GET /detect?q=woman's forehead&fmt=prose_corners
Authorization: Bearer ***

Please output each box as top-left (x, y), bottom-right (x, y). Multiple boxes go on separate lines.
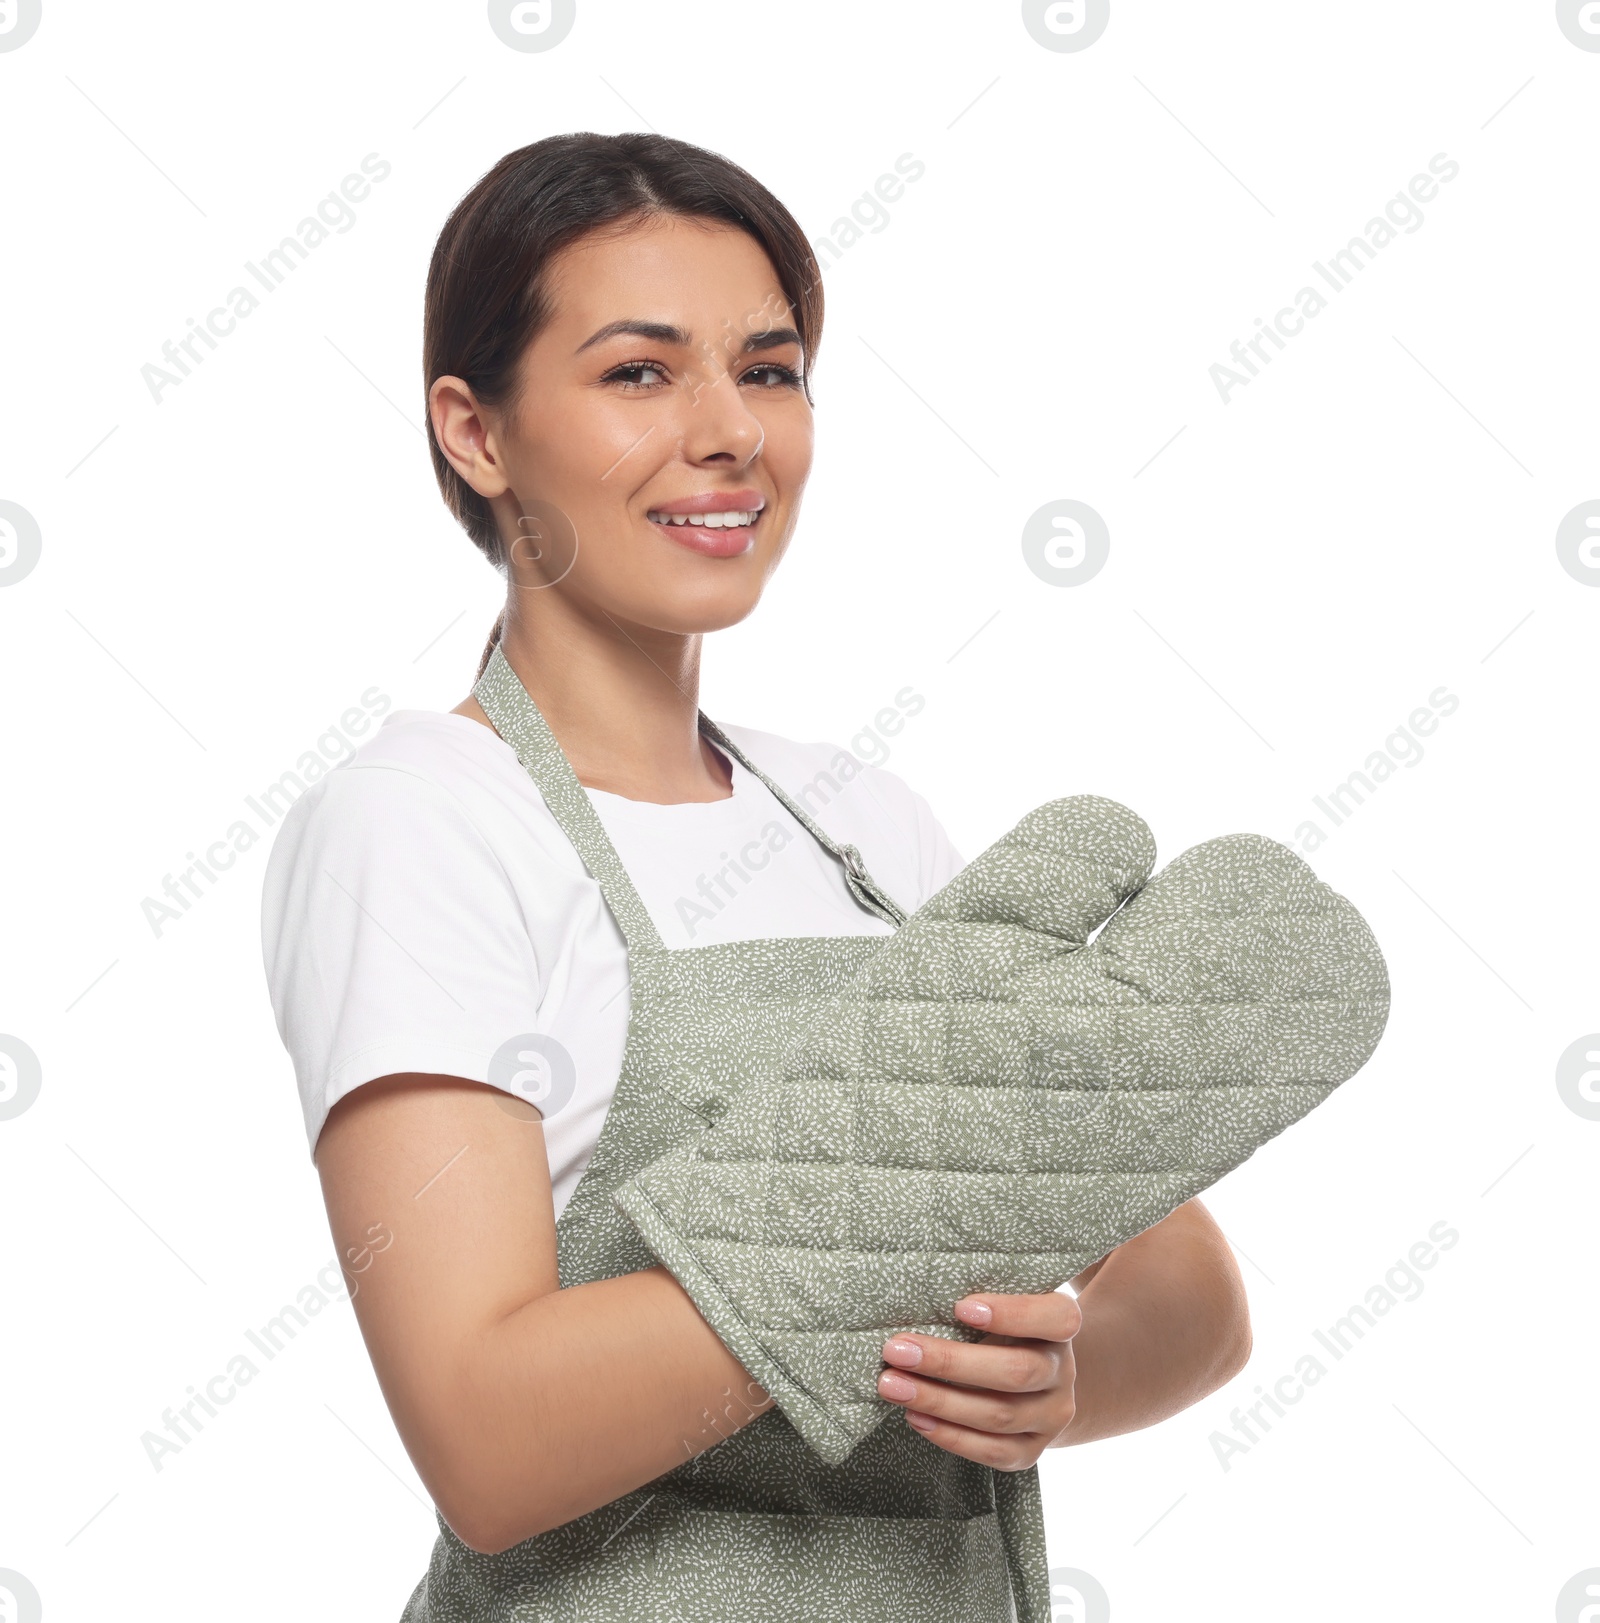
top-left (542, 217), bottom-right (795, 339)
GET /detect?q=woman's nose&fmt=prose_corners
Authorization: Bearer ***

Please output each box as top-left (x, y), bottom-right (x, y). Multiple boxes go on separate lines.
top-left (673, 365), bottom-right (764, 465)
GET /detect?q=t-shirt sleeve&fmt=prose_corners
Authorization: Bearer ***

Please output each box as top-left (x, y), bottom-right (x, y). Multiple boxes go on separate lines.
top-left (906, 775), bottom-right (966, 902)
top-left (838, 755), bottom-right (967, 910)
top-left (260, 763), bottom-right (542, 1156)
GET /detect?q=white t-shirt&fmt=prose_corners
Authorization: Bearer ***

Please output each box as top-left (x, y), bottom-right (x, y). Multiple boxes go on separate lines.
top-left (259, 708), bottom-right (966, 1218)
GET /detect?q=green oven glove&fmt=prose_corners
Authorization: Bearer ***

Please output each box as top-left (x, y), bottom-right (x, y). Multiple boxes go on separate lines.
top-left (611, 795), bottom-right (1390, 1466)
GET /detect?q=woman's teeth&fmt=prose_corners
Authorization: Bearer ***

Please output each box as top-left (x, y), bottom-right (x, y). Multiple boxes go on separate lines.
top-left (647, 510), bottom-right (760, 528)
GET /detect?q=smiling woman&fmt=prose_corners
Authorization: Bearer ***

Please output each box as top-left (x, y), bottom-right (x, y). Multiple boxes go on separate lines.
top-left (258, 131), bottom-right (1250, 1623)
top-left (421, 133), bottom-right (823, 717)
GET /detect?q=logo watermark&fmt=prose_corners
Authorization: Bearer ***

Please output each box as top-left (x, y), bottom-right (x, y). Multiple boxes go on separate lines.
top-left (1023, 0), bottom-right (1110, 53)
top-left (674, 821), bottom-right (794, 940)
top-left (139, 1244), bottom-right (387, 1472)
top-left (810, 154), bottom-right (926, 273)
top-left (679, 1379), bottom-right (772, 1466)
top-left (1556, 500), bottom-right (1600, 585)
top-left (488, 1033), bottom-right (577, 1121)
top-left (0, 1571), bottom-right (42, 1623)
top-left (140, 155), bottom-right (392, 405)
top-left (1209, 1219), bottom-right (1459, 1471)
top-left (1556, 0), bottom-right (1600, 50)
top-left (672, 687), bottom-right (928, 940)
top-left (141, 686), bottom-right (391, 937)
top-left (1048, 1566), bottom-right (1110, 1622)
top-left (1556, 1569), bottom-right (1600, 1620)
top-left (1210, 155), bottom-right (1460, 405)
top-left (511, 500), bottom-right (579, 588)
top-left (488, 0), bottom-right (575, 51)
top-left (1292, 685), bottom-right (1459, 853)
top-left (0, 1035), bottom-right (42, 1122)
top-left (1022, 500), bottom-right (1109, 587)
top-left (0, 0), bottom-right (41, 51)
top-left (0, 500), bottom-right (41, 586)
top-left (832, 687), bottom-right (927, 772)
top-left (1556, 1035), bottom-right (1600, 1121)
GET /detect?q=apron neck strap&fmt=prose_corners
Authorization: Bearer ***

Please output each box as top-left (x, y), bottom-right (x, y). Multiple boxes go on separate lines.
top-left (473, 643), bottom-right (665, 955)
top-left (473, 642), bottom-right (909, 947)
top-left (696, 715), bottom-right (907, 929)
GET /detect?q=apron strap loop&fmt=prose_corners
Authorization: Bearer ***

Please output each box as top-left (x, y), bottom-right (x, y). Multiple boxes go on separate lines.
top-left (696, 716), bottom-right (908, 928)
top-left (473, 642), bottom-right (910, 949)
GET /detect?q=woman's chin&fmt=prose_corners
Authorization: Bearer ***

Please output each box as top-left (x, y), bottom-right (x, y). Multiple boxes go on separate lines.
top-left (616, 582), bottom-right (769, 638)
top-left (578, 553), bottom-right (772, 636)
top-left (660, 595), bottom-right (767, 636)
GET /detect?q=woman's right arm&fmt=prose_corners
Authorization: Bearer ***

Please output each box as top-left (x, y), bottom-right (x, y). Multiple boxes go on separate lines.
top-left (315, 1071), bottom-right (774, 1555)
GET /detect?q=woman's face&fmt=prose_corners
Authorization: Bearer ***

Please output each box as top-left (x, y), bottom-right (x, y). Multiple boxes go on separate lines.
top-left (434, 214), bottom-right (813, 638)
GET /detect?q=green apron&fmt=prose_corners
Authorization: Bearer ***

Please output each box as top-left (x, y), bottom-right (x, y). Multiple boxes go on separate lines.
top-left (400, 643), bottom-right (1051, 1622)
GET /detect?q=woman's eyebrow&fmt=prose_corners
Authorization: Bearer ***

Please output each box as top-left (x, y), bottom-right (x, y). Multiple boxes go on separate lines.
top-left (742, 325), bottom-right (801, 353)
top-left (574, 319), bottom-right (802, 354)
top-left (575, 319), bottom-right (689, 353)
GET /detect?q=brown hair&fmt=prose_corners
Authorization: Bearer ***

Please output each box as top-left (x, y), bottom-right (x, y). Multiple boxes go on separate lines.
top-left (420, 132), bottom-right (825, 681)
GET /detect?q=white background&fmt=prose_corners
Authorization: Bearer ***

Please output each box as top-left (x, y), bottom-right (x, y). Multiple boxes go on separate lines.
top-left (1, 2), bottom-right (1594, 1619)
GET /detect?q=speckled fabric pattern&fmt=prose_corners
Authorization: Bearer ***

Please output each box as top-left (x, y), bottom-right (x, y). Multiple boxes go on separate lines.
top-left (401, 645), bottom-right (1047, 1622)
top-left (612, 795), bottom-right (1391, 1466)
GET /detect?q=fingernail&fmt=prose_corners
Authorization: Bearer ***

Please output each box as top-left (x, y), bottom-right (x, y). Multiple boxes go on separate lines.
top-left (905, 1410), bottom-right (936, 1432)
top-left (883, 1338), bottom-right (923, 1367)
top-left (878, 1371), bottom-right (917, 1402)
top-left (956, 1299), bottom-right (992, 1327)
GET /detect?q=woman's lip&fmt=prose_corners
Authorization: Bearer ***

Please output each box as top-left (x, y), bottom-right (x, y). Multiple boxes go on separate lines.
top-left (646, 489), bottom-right (765, 516)
top-left (645, 511), bottom-right (758, 558)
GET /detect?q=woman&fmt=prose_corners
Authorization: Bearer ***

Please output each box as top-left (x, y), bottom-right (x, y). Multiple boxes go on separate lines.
top-left (261, 132), bottom-right (1251, 1622)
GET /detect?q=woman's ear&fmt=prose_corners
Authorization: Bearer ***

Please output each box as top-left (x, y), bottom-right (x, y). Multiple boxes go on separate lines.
top-left (430, 376), bottom-right (512, 500)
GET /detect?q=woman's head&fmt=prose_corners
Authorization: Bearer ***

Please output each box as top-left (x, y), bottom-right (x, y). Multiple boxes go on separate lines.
top-left (422, 134), bottom-right (824, 674)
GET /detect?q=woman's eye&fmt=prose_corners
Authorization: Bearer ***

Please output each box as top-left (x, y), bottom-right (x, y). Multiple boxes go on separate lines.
top-left (743, 363), bottom-right (802, 388)
top-left (603, 359), bottom-right (800, 391)
top-left (607, 362), bottom-right (670, 389)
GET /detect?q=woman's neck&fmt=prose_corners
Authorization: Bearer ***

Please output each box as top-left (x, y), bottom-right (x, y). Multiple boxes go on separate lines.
top-left (451, 601), bottom-right (733, 804)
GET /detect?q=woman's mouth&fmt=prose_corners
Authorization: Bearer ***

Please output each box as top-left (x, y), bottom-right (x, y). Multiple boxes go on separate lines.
top-left (645, 501), bottom-right (764, 558)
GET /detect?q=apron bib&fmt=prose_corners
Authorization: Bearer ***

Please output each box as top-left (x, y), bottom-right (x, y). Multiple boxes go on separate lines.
top-left (400, 644), bottom-right (1051, 1622)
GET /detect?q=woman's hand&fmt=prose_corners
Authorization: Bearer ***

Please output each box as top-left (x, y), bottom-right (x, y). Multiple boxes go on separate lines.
top-left (875, 1290), bottom-right (1082, 1470)
top-left (875, 1206), bottom-right (1254, 1464)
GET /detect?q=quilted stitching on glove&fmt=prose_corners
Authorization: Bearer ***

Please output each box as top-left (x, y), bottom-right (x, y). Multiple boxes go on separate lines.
top-left (612, 795), bottom-right (1391, 1466)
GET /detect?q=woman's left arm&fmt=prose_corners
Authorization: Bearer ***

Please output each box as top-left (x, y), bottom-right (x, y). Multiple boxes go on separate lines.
top-left (875, 1198), bottom-right (1252, 1468)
